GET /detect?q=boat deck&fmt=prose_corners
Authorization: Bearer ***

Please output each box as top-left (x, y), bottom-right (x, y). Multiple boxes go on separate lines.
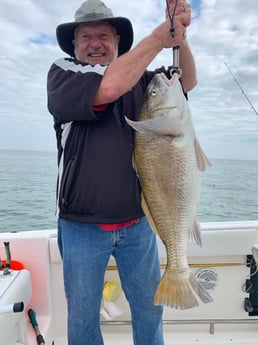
top-left (1, 220), bottom-right (258, 345)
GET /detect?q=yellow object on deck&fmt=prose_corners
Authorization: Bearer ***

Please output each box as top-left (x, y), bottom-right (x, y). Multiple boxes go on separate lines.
top-left (103, 281), bottom-right (122, 302)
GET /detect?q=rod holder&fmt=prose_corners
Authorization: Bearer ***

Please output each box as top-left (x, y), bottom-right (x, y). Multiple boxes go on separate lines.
top-left (0, 302), bottom-right (24, 314)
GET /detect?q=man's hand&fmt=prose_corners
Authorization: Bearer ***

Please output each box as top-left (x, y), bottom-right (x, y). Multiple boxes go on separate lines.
top-left (166, 0), bottom-right (191, 27)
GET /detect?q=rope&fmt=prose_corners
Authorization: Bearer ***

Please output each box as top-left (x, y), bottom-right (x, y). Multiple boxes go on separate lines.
top-left (166, 0), bottom-right (179, 37)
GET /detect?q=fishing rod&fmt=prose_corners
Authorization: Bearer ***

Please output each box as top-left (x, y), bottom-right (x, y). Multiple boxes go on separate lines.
top-left (224, 62), bottom-right (258, 117)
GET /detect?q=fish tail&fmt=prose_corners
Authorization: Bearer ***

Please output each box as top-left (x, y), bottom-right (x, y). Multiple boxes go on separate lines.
top-left (154, 269), bottom-right (213, 309)
top-left (154, 269), bottom-right (199, 309)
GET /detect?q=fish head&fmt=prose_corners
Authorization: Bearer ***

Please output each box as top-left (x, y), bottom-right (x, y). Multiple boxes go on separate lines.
top-left (144, 73), bottom-right (182, 116)
top-left (126, 72), bottom-right (192, 137)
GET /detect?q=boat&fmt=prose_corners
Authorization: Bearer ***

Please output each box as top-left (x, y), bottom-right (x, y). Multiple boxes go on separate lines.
top-left (1, 220), bottom-right (258, 345)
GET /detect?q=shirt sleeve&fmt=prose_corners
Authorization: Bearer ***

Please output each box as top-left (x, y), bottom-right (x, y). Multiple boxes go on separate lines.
top-left (47, 58), bottom-right (108, 122)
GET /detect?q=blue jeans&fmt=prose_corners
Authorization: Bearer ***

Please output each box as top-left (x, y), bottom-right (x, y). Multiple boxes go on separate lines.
top-left (58, 217), bottom-right (164, 345)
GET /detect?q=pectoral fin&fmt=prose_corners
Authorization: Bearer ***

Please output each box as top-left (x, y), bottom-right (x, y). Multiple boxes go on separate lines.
top-left (125, 114), bottom-right (182, 136)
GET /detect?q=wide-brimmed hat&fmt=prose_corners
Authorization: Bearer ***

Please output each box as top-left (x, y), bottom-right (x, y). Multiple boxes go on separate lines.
top-left (56, 0), bottom-right (134, 57)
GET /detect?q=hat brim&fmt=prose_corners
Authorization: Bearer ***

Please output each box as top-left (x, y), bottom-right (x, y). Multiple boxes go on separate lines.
top-left (56, 17), bottom-right (133, 57)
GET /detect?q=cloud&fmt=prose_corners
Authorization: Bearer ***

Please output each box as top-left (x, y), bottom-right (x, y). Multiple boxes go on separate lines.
top-left (0, 0), bottom-right (258, 159)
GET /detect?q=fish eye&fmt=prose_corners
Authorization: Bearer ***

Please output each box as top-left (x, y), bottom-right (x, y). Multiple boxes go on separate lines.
top-left (151, 88), bottom-right (157, 96)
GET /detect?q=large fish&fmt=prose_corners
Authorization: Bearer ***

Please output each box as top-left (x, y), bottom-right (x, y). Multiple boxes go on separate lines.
top-left (125, 72), bottom-right (213, 309)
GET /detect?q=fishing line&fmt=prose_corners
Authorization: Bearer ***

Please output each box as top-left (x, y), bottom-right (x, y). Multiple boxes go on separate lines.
top-left (224, 62), bottom-right (258, 117)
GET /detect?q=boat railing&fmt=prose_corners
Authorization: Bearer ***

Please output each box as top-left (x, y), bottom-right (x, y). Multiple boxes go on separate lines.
top-left (101, 318), bottom-right (258, 335)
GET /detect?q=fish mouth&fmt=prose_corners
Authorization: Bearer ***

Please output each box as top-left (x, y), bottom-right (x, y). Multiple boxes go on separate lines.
top-left (160, 72), bottom-right (177, 86)
top-left (152, 106), bottom-right (177, 114)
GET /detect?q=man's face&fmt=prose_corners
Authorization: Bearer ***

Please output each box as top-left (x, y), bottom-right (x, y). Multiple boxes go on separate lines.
top-left (73, 21), bottom-right (120, 65)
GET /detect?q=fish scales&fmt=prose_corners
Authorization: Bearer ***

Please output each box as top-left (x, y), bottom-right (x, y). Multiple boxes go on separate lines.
top-left (125, 72), bottom-right (213, 309)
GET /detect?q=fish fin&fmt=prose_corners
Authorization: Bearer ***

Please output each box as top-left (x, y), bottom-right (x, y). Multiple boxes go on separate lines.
top-left (125, 114), bottom-right (182, 136)
top-left (154, 269), bottom-right (213, 309)
top-left (194, 138), bottom-right (212, 171)
top-left (154, 269), bottom-right (199, 309)
top-left (141, 194), bottom-right (160, 236)
top-left (131, 152), bottom-right (137, 173)
top-left (188, 218), bottom-right (202, 247)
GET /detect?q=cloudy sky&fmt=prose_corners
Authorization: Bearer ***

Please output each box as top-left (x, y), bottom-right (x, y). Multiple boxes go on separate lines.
top-left (1, 0), bottom-right (258, 160)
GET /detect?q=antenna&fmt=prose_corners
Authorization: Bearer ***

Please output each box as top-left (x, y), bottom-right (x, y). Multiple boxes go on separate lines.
top-left (224, 62), bottom-right (258, 117)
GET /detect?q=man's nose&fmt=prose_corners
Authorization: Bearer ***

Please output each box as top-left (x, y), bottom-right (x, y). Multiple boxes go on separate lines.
top-left (89, 37), bottom-right (102, 48)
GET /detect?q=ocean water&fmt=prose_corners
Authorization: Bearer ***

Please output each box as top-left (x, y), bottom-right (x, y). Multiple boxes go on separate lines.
top-left (0, 149), bottom-right (257, 233)
top-left (0, 150), bottom-right (57, 232)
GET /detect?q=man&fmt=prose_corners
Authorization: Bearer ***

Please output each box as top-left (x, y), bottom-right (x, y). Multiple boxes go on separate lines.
top-left (47, 0), bottom-right (196, 344)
